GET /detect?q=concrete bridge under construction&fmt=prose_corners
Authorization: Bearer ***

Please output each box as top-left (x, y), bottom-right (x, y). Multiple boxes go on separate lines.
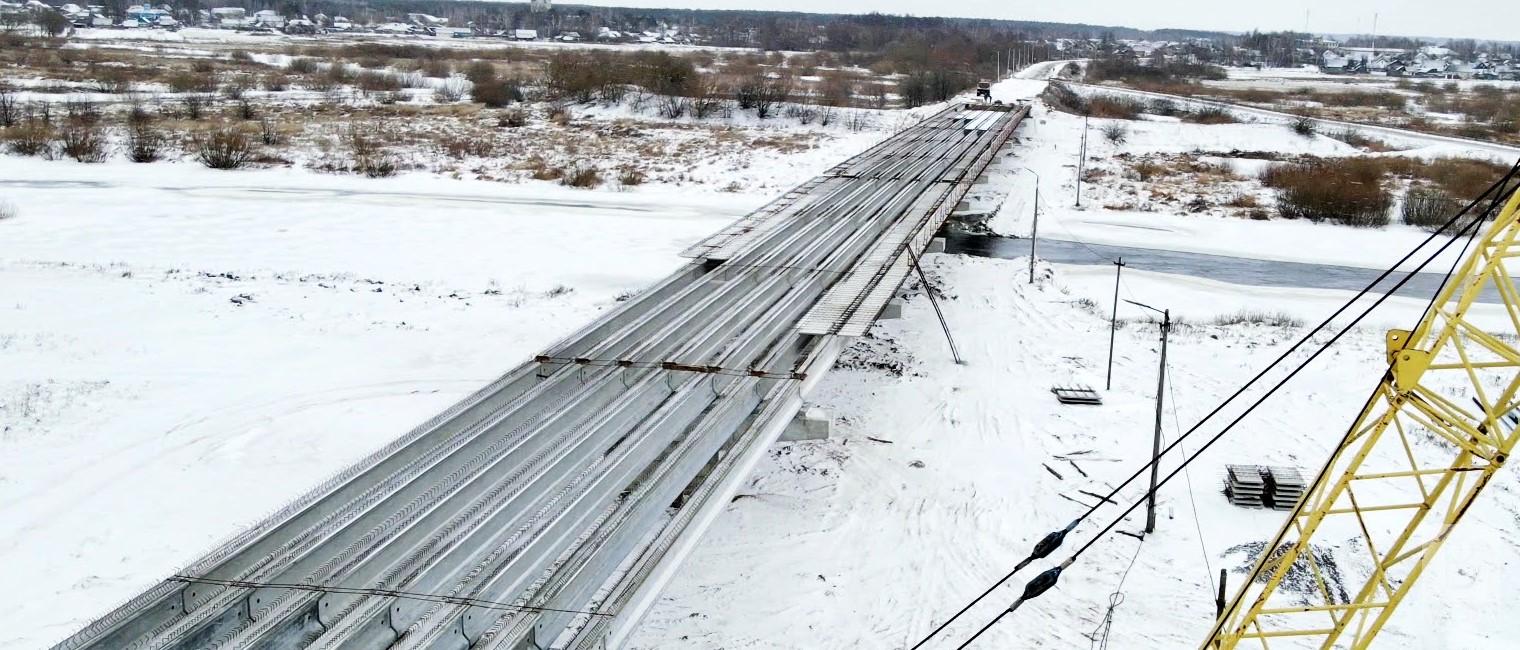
top-left (53, 102), bottom-right (1029, 650)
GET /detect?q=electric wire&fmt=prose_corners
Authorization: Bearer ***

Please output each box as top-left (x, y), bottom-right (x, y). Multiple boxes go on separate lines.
top-left (1166, 362), bottom-right (1216, 594)
top-left (1087, 537), bottom-right (1144, 650)
top-left (910, 161), bottom-right (1520, 650)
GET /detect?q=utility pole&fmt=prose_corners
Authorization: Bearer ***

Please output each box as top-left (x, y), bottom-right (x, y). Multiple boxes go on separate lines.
top-left (1121, 299), bottom-right (1169, 534)
top-left (1371, 12), bottom-right (1379, 59)
top-left (1105, 258), bottom-right (1124, 390)
top-left (1149, 307), bottom-right (1169, 534)
top-left (1076, 116), bottom-right (1088, 207)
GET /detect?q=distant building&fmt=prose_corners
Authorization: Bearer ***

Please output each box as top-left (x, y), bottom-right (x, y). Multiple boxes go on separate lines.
top-left (251, 9), bottom-right (284, 28)
top-left (512, 28), bottom-right (537, 40)
top-left (406, 13), bottom-right (446, 26)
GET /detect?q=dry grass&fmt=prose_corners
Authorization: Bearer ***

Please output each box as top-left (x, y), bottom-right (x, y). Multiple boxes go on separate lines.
top-left (5, 122), bottom-right (53, 157)
top-left (1183, 106), bottom-right (1237, 124)
top-left (559, 165), bottom-right (602, 188)
top-left (1261, 158), bottom-right (1391, 226)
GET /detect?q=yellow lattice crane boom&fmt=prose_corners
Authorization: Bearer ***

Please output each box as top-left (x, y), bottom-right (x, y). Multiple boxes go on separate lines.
top-left (1204, 186), bottom-right (1520, 649)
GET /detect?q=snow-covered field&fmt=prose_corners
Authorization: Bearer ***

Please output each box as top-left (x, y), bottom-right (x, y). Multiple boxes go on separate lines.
top-left (0, 158), bottom-right (770, 649)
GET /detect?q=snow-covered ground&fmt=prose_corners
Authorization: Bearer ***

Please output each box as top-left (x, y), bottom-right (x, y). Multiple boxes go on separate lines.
top-left (0, 158), bottom-right (772, 649)
top-left (8, 62), bottom-right (1520, 650)
top-left (627, 75), bottom-right (1520, 649)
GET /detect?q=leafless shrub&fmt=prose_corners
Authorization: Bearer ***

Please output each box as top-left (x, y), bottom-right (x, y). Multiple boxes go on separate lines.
top-left (258, 118), bottom-right (282, 145)
top-left (421, 59), bottom-right (452, 78)
top-left (168, 69), bottom-right (218, 94)
top-left (222, 74), bottom-right (254, 100)
top-left (182, 93), bottom-right (211, 119)
top-left (658, 94), bottom-right (689, 119)
top-left (58, 126), bottom-right (109, 162)
top-left (195, 127), bottom-right (255, 169)
top-left (126, 123), bottom-right (165, 162)
top-left (737, 68), bottom-right (791, 119)
top-left (560, 165), bottom-right (602, 188)
top-left (845, 110), bottom-right (873, 132)
top-left (689, 82), bottom-right (727, 119)
top-left (89, 66), bottom-right (133, 94)
top-left (26, 101), bottom-right (52, 127)
top-left (1332, 128), bottom-right (1388, 151)
top-left (191, 59), bottom-right (216, 74)
top-left (617, 167), bottom-right (645, 186)
top-left (63, 99), bottom-right (101, 127)
top-left (463, 60), bottom-right (497, 85)
top-left (1087, 95), bottom-right (1145, 119)
top-left (0, 89), bottom-right (16, 128)
top-left (397, 72), bottom-right (429, 89)
top-left (287, 57), bottom-right (319, 74)
top-left (261, 72), bottom-right (290, 92)
top-left (345, 127), bottom-right (398, 178)
top-left (1100, 122), bottom-right (1129, 144)
top-left (1263, 160), bottom-right (1390, 227)
top-left (324, 60), bottom-right (355, 85)
top-left (433, 78), bottom-right (468, 103)
top-left (1290, 115), bottom-right (1316, 137)
top-left (784, 102), bottom-right (817, 124)
top-left (229, 49), bottom-right (254, 63)
top-left (6, 121), bottom-right (53, 157)
top-left (474, 78), bottom-right (524, 107)
top-left (0, 201), bottom-right (15, 221)
top-left (819, 105), bottom-right (837, 127)
top-left (125, 99), bottom-right (154, 127)
top-left (529, 161), bottom-right (563, 181)
top-left (232, 98), bottom-right (257, 120)
top-left (1184, 105), bottom-right (1237, 124)
top-left (356, 70), bottom-right (403, 94)
top-left (439, 136), bottom-right (496, 159)
top-left (1402, 186), bottom-right (1464, 232)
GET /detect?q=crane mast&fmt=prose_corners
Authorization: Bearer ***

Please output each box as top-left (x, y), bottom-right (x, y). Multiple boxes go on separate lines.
top-left (1205, 185), bottom-right (1520, 649)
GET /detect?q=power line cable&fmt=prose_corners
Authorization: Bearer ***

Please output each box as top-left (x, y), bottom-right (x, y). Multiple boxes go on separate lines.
top-left (1165, 361), bottom-right (1215, 594)
top-left (946, 163), bottom-right (1517, 649)
top-left (909, 160), bottom-right (1520, 650)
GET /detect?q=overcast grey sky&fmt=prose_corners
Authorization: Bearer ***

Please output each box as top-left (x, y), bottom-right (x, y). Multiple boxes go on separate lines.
top-left (567, 1), bottom-right (1515, 43)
